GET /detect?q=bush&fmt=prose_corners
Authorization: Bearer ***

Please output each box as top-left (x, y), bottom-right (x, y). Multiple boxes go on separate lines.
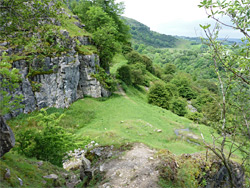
top-left (92, 66), bottom-right (116, 92)
top-left (178, 86), bottom-right (197, 100)
top-left (148, 82), bottom-right (172, 109)
top-left (165, 83), bottom-right (179, 97)
top-left (171, 73), bottom-right (196, 100)
top-left (164, 64), bottom-right (176, 75)
top-left (162, 74), bottom-right (174, 82)
top-left (169, 98), bottom-right (187, 116)
top-left (122, 44), bottom-right (133, 54)
top-left (202, 101), bottom-right (221, 122)
top-left (130, 63), bottom-right (146, 85)
top-left (126, 51), bottom-right (143, 64)
top-left (141, 55), bottom-right (154, 73)
top-left (153, 64), bottom-right (164, 79)
top-left (117, 65), bottom-right (132, 85)
top-left (16, 109), bottom-right (75, 166)
top-left (192, 89), bottom-right (217, 112)
top-left (185, 112), bottom-right (204, 124)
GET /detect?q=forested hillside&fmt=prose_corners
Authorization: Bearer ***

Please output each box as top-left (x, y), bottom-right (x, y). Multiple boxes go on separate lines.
top-left (123, 17), bottom-right (178, 48)
top-left (0, 0), bottom-right (249, 187)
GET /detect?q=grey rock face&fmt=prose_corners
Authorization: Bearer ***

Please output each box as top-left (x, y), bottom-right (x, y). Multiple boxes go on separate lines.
top-left (74, 21), bottom-right (85, 29)
top-left (205, 162), bottom-right (245, 188)
top-left (11, 53), bottom-right (108, 116)
top-left (80, 156), bottom-right (92, 181)
top-left (187, 101), bottom-right (197, 112)
top-left (0, 116), bottom-right (15, 157)
top-left (77, 36), bottom-right (91, 46)
top-left (4, 26), bottom-right (110, 119)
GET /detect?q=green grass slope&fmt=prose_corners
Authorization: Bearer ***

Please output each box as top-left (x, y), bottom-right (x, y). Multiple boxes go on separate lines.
top-left (69, 86), bottom-right (213, 155)
top-left (4, 53), bottom-right (244, 187)
top-left (7, 54), bottom-right (215, 156)
top-left (0, 153), bottom-right (70, 188)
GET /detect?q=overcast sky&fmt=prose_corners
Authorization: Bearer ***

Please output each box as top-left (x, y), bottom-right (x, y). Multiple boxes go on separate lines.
top-left (116, 0), bottom-right (243, 38)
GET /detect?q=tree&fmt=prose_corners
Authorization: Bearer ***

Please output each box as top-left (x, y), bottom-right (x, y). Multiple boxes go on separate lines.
top-left (141, 55), bottom-right (154, 73)
top-left (117, 65), bottom-right (132, 85)
top-left (71, 1), bottom-right (130, 70)
top-left (164, 64), bottom-right (176, 75)
top-left (130, 63), bottom-right (146, 85)
top-left (83, 6), bottom-right (121, 70)
top-left (126, 51), bottom-right (143, 64)
top-left (171, 73), bottom-right (196, 100)
top-left (199, 0), bottom-right (250, 187)
top-left (0, 0), bottom-right (63, 39)
top-left (169, 97), bottom-right (187, 116)
top-left (148, 82), bottom-right (172, 109)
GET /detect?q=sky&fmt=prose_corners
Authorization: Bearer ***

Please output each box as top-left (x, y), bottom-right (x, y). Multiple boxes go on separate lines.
top-left (116, 0), bottom-right (243, 38)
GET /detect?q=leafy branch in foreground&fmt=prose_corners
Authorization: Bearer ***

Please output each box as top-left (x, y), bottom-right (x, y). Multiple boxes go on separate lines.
top-left (199, 0), bottom-right (250, 187)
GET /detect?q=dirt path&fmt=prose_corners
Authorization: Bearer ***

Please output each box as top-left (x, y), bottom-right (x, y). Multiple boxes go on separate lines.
top-left (115, 84), bottom-right (136, 104)
top-left (98, 143), bottom-right (160, 188)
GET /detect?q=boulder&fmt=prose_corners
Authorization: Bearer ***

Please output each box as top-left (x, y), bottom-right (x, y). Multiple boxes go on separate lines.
top-left (43, 174), bottom-right (58, 180)
top-left (205, 162), bottom-right (245, 188)
top-left (72, 15), bottom-right (80, 21)
top-left (74, 21), bottom-right (85, 29)
top-left (80, 156), bottom-right (92, 181)
top-left (4, 168), bottom-right (11, 179)
top-left (0, 116), bottom-right (15, 157)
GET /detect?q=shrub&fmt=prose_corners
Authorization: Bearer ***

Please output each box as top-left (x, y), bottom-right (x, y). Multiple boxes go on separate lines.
top-left (161, 74), bottom-right (174, 82)
top-left (141, 55), bottom-right (154, 73)
top-left (165, 83), bottom-right (179, 97)
top-left (192, 89), bottom-right (217, 112)
top-left (117, 65), bottom-right (132, 85)
top-left (92, 66), bottom-right (116, 92)
top-left (16, 109), bottom-right (76, 166)
top-left (169, 98), bottom-right (187, 116)
top-left (153, 64), bottom-right (164, 79)
top-left (185, 112), bottom-right (204, 123)
top-left (202, 101), bottom-right (221, 122)
top-left (178, 86), bottom-right (197, 100)
top-left (126, 51), bottom-right (143, 64)
top-left (148, 82), bottom-right (172, 109)
top-left (130, 63), bottom-right (146, 85)
top-left (122, 44), bottom-right (133, 54)
top-left (164, 64), bottom-right (176, 75)
top-left (171, 73), bottom-right (196, 100)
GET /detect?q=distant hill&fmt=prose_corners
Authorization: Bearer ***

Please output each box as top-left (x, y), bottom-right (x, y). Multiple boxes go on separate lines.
top-left (177, 36), bottom-right (243, 45)
top-left (123, 17), bottom-right (178, 48)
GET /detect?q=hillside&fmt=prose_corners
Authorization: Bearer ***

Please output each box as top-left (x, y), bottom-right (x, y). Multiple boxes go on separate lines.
top-left (123, 17), bottom-right (178, 48)
top-left (1, 0), bottom-right (249, 187)
top-left (4, 52), bottom-right (245, 187)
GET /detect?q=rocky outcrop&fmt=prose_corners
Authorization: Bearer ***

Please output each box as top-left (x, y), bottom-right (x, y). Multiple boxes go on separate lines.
top-left (205, 161), bottom-right (245, 188)
top-left (4, 33), bottom-right (110, 119)
top-left (0, 116), bottom-right (15, 157)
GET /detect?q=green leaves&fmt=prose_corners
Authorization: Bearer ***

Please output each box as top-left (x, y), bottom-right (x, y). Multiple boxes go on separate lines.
top-left (16, 110), bottom-right (76, 166)
top-left (0, 52), bottom-right (24, 115)
top-left (71, 0), bottom-right (130, 69)
top-left (0, 0), bottom-right (63, 38)
top-left (199, 24), bottom-right (211, 30)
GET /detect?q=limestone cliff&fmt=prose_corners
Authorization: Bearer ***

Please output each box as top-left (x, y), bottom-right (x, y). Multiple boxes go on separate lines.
top-left (5, 34), bottom-right (109, 118)
top-left (2, 27), bottom-right (110, 119)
